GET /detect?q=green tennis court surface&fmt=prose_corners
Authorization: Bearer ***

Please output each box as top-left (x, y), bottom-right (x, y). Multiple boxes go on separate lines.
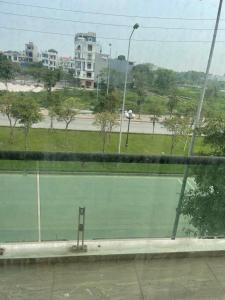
top-left (0, 173), bottom-right (195, 243)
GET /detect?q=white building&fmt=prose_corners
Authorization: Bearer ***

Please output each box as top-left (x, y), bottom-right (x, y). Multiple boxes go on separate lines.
top-left (41, 49), bottom-right (58, 70)
top-left (25, 42), bottom-right (39, 63)
top-left (74, 32), bottom-right (98, 89)
top-left (3, 50), bottom-right (26, 63)
top-left (59, 56), bottom-right (75, 73)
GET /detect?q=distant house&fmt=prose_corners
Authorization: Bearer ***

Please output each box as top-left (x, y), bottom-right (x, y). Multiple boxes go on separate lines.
top-left (25, 42), bottom-right (39, 63)
top-left (59, 57), bottom-right (75, 73)
top-left (94, 54), bottom-right (134, 83)
top-left (3, 50), bottom-right (26, 63)
top-left (74, 32), bottom-right (100, 89)
top-left (41, 49), bottom-right (58, 70)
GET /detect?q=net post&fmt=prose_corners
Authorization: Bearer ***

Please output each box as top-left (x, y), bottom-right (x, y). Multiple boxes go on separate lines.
top-left (72, 207), bottom-right (87, 252)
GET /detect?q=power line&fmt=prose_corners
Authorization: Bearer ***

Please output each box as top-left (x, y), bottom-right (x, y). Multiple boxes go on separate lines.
top-left (0, 10), bottom-right (221, 31)
top-left (1, 25), bottom-right (225, 43)
top-left (0, 0), bottom-right (221, 21)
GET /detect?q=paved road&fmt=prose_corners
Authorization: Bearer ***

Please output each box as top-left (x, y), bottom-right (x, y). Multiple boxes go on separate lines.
top-left (0, 113), bottom-right (170, 134)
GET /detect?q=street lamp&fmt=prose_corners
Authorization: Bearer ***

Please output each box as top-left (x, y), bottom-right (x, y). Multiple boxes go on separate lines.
top-left (125, 110), bottom-right (135, 148)
top-left (106, 43), bottom-right (112, 95)
top-left (118, 23), bottom-right (139, 153)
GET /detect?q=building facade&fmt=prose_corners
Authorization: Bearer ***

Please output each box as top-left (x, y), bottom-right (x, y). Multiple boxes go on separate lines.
top-left (74, 32), bottom-right (97, 89)
top-left (94, 52), bottom-right (109, 81)
top-left (59, 56), bottom-right (75, 73)
top-left (3, 50), bottom-right (26, 63)
top-left (109, 55), bottom-right (134, 74)
top-left (41, 49), bottom-right (58, 70)
top-left (25, 42), bottom-right (39, 63)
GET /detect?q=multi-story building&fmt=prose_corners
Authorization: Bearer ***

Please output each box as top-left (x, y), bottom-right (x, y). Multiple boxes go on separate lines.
top-left (3, 50), bottom-right (26, 63)
top-left (74, 32), bottom-right (97, 89)
top-left (109, 55), bottom-right (134, 73)
top-left (25, 42), bottom-right (39, 63)
top-left (41, 49), bottom-right (58, 70)
top-left (59, 56), bottom-right (75, 73)
top-left (94, 52), bottom-right (109, 80)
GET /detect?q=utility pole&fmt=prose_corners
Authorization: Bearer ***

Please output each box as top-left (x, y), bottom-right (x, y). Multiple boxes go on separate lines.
top-left (96, 74), bottom-right (100, 102)
top-left (106, 43), bottom-right (112, 96)
top-left (171, 0), bottom-right (223, 240)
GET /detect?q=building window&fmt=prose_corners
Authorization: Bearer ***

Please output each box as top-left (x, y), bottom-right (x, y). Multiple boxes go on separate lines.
top-left (88, 44), bottom-right (92, 52)
top-left (77, 71), bottom-right (80, 76)
top-left (75, 61), bottom-right (81, 69)
top-left (82, 62), bottom-right (85, 70)
top-left (87, 63), bottom-right (92, 69)
top-left (87, 72), bottom-right (92, 78)
top-left (88, 54), bottom-right (92, 60)
top-left (77, 45), bottom-right (81, 50)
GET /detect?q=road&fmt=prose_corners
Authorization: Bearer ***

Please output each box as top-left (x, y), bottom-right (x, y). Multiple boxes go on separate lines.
top-left (0, 113), bottom-right (170, 134)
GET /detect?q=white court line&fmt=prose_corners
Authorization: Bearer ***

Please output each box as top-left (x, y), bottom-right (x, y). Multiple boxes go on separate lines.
top-left (36, 169), bottom-right (41, 242)
top-left (178, 178), bottom-right (195, 190)
top-left (178, 179), bottom-right (182, 185)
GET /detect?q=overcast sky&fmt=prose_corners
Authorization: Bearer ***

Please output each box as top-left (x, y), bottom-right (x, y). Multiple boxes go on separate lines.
top-left (1, 0), bottom-right (225, 75)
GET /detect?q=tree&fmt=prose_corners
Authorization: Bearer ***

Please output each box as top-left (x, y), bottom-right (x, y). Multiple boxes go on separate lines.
top-left (42, 68), bottom-right (61, 94)
top-left (94, 112), bottom-right (118, 152)
top-left (94, 89), bottom-right (121, 113)
top-left (47, 93), bottom-right (62, 129)
top-left (176, 70), bottom-right (205, 86)
top-left (0, 94), bottom-right (20, 142)
top-left (181, 115), bottom-right (225, 237)
top-left (205, 82), bottom-right (219, 101)
top-left (148, 99), bottom-right (164, 134)
top-left (201, 114), bottom-right (225, 154)
top-left (182, 164), bottom-right (225, 237)
top-left (154, 68), bottom-right (176, 94)
top-left (0, 53), bottom-right (18, 89)
top-left (164, 116), bottom-right (190, 154)
top-left (56, 97), bottom-right (79, 130)
top-left (132, 64), bottom-right (154, 90)
top-left (167, 91), bottom-right (179, 117)
top-left (14, 98), bottom-right (42, 149)
top-left (41, 69), bottom-right (61, 128)
top-left (177, 99), bottom-right (196, 126)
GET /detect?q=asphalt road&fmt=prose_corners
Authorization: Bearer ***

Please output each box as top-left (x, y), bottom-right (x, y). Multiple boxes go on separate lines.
top-left (0, 113), bottom-right (170, 134)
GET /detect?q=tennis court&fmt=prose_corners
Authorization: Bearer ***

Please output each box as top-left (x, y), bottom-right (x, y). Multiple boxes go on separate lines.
top-left (0, 172), bottom-right (195, 243)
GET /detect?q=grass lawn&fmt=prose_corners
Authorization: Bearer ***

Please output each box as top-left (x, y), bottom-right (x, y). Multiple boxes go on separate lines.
top-left (0, 126), bottom-right (210, 174)
top-left (0, 126), bottom-right (209, 155)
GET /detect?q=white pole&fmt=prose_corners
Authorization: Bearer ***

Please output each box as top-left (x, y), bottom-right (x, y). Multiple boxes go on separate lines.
top-left (106, 43), bottom-right (112, 96)
top-left (118, 24), bottom-right (139, 153)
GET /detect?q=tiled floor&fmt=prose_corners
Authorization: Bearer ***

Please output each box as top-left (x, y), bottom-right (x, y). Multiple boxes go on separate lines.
top-left (1, 257), bottom-right (225, 299)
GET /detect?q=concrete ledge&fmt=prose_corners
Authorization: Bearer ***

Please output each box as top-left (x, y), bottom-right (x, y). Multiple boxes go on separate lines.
top-left (1, 238), bottom-right (225, 265)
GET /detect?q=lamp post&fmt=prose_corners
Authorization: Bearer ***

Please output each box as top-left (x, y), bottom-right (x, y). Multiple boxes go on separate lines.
top-left (118, 23), bottom-right (139, 153)
top-left (106, 43), bottom-right (112, 95)
top-left (125, 110), bottom-right (135, 148)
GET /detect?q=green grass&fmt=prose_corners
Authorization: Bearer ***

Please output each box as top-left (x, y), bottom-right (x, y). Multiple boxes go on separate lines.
top-left (0, 126), bottom-right (209, 155)
top-left (0, 126), bottom-right (210, 174)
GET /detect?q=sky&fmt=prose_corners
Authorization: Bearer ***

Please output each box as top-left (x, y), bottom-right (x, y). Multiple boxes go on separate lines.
top-left (0, 0), bottom-right (225, 75)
